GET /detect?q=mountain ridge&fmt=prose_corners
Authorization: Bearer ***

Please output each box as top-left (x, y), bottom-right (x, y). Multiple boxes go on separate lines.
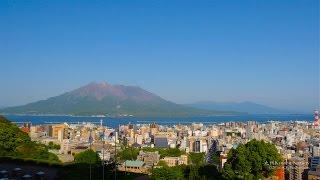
top-left (186, 101), bottom-right (287, 114)
top-left (0, 82), bottom-right (242, 117)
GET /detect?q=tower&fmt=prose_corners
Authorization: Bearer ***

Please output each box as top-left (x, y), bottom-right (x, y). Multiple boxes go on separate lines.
top-left (194, 139), bottom-right (201, 152)
top-left (314, 110), bottom-right (319, 127)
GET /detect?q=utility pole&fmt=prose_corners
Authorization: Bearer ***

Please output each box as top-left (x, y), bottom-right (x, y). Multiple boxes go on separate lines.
top-left (114, 131), bottom-right (117, 180)
top-left (89, 129), bottom-right (93, 180)
top-left (115, 105), bottom-right (120, 180)
top-left (101, 122), bottom-right (105, 180)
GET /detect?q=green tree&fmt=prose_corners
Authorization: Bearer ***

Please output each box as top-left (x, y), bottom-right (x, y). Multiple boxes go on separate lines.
top-left (151, 166), bottom-right (184, 180)
top-left (0, 116), bottom-right (30, 155)
top-left (0, 116), bottom-right (60, 163)
top-left (157, 160), bottom-right (168, 167)
top-left (142, 147), bottom-right (185, 158)
top-left (74, 149), bottom-right (101, 165)
top-left (189, 165), bottom-right (199, 180)
top-left (118, 147), bottom-right (139, 160)
top-left (222, 139), bottom-right (282, 179)
top-left (188, 152), bottom-right (205, 166)
top-left (48, 142), bottom-right (60, 150)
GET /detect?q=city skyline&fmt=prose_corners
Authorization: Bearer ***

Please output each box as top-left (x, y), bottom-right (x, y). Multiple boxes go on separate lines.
top-left (1, 0), bottom-right (319, 112)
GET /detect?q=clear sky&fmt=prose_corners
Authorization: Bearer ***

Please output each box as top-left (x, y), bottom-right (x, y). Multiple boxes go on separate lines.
top-left (0, 0), bottom-right (319, 112)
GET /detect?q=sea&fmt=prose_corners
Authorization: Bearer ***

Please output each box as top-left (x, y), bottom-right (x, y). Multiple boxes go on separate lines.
top-left (3, 114), bottom-right (314, 128)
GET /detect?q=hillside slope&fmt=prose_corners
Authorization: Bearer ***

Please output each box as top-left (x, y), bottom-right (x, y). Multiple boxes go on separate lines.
top-left (1, 82), bottom-right (240, 117)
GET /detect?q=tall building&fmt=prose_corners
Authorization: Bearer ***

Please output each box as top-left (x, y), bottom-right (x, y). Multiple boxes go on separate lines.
top-left (154, 136), bottom-right (168, 148)
top-left (288, 158), bottom-right (309, 180)
top-left (135, 134), bottom-right (143, 145)
top-left (312, 146), bottom-right (320, 157)
top-left (51, 124), bottom-right (67, 139)
top-left (194, 140), bottom-right (201, 152)
top-left (58, 129), bottom-right (64, 142)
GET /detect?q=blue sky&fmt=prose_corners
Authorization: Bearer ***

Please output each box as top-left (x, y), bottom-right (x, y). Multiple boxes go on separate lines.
top-left (0, 0), bottom-right (319, 112)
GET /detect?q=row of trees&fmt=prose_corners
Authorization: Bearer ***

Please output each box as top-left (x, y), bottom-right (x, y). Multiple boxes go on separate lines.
top-left (150, 164), bottom-right (222, 180)
top-left (117, 146), bottom-right (186, 160)
top-left (141, 147), bottom-right (185, 158)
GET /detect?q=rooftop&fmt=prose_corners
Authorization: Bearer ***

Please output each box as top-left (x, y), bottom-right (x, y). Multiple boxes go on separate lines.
top-left (124, 160), bottom-right (145, 167)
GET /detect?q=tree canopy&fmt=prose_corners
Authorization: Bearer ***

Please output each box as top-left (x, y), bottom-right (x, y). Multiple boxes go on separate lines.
top-left (74, 149), bottom-right (101, 165)
top-left (188, 152), bottom-right (205, 166)
top-left (118, 147), bottom-right (140, 160)
top-left (48, 141), bottom-right (61, 150)
top-left (223, 139), bottom-right (282, 179)
top-left (0, 116), bottom-right (60, 163)
top-left (0, 116), bottom-right (30, 154)
top-left (150, 166), bottom-right (184, 180)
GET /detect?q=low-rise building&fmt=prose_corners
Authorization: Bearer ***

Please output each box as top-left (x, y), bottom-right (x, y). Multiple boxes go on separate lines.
top-left (118, 160), bottom-right (148, 174)
top-left (161, 155), bottom-right (188, 167)
top-left (137, 151), bottom-right (160, 167)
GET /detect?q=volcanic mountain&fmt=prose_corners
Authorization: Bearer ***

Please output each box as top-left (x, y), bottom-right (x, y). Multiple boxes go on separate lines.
top-left (0, 82), bottom-right (239, 117)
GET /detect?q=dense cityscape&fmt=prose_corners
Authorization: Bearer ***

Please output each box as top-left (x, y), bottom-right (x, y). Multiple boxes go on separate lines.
top-left (1, 0), bottom-right (318, 179)
top-left (0, 110), bottom-right (318, 179)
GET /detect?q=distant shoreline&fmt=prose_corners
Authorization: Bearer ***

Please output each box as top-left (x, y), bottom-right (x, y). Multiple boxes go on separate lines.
top-left (2, 113), bottom-right (314, 128)
top-left (0, 112), bottom-right (310, 117)
top-left (0, 113), bottom-right (246, 118)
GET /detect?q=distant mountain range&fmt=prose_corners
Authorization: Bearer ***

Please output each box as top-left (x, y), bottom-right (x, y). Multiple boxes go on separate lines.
top-left (0, 82), bottom-right (241, 117)
top-left (186, 101), bottom-right (287, 114)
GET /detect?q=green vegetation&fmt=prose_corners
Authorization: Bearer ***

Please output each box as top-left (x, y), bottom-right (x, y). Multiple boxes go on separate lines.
top-left (118, 147), bottom-right (140, 160)
top-left (157, 160), bottom-right (168, 167)
top-left (222, 139), bottom-right (282, 179)
top-left (142, 147), bottom-right (185, 158)
top-left (74, 149), bottom-right (101, 165)
top-left (48, 141), bottom-right (61, 150)
top-left (0, 115), bottom-right (282, 180)
top-left (150, 166), bottom-right (185, 180)
top-left (211, 151), bottom-right (221, 165)
top-left (226, 132), bottom-right (241, 137)
top-left (150, 165), bottom-right (222, 180)
top-left (60, 163), bottom-right (145, 180)
top-left (187, 153), bottom-right (205, 180)
top-left (0, 116), bottom-right (60, 163)
top-left (188, 165), bottom-right (200, 180)
top-left (0, 116), bottom-right (30, 155)
top-left (151, 140), bottom-right (282, 180)
top-left (188, 152), bottom-right (205, 166)
top-left (118, 147), bottom-right (185, 161)
top-left (150, 151), bottom-right (222, 180)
